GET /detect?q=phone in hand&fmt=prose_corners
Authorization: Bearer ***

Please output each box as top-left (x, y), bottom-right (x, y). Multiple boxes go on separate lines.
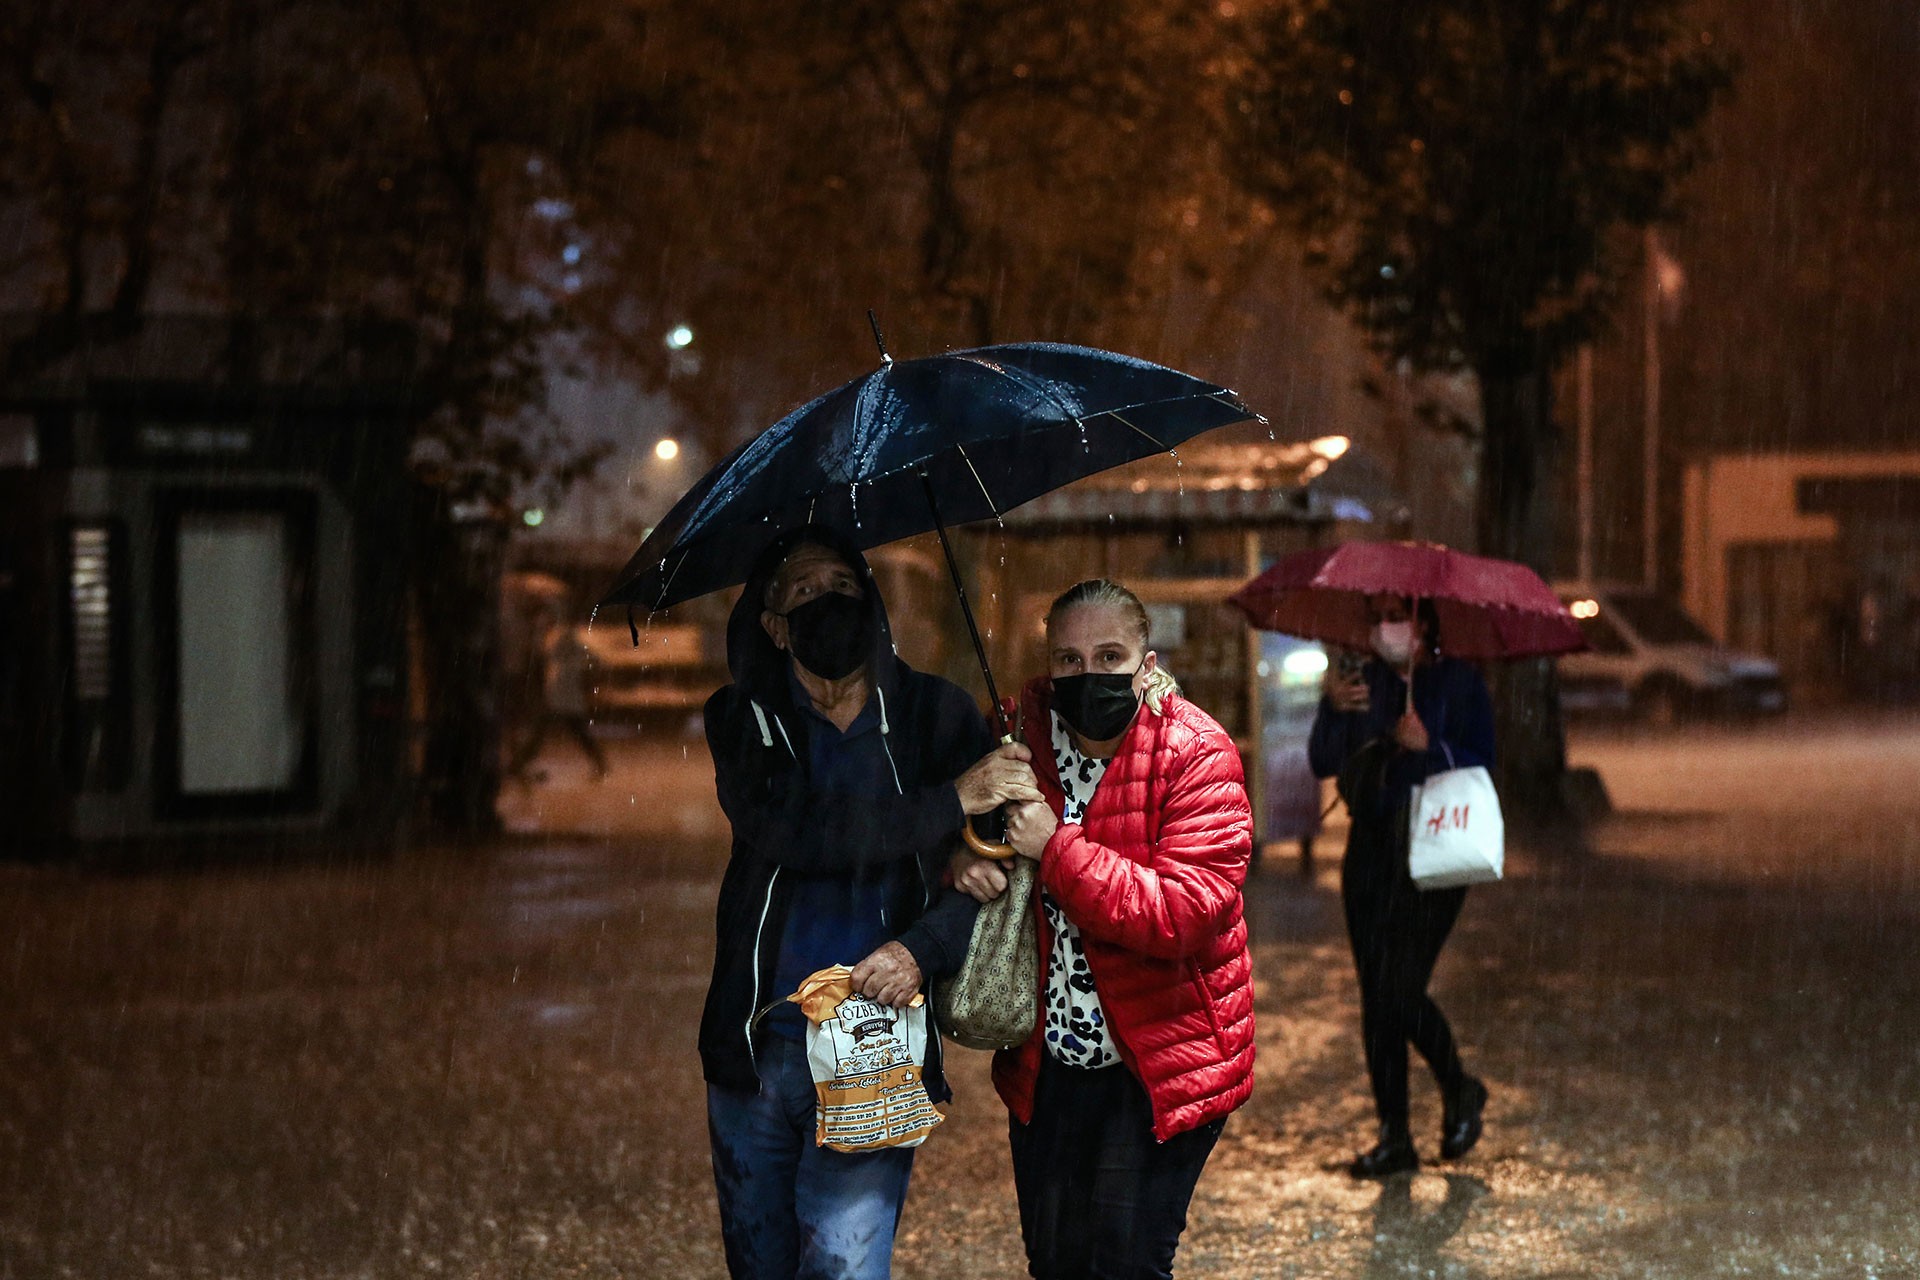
top-left (1335, 648), bottom-right (1368, 679)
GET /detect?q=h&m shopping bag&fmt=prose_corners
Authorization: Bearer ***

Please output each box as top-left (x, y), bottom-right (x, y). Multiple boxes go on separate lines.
top-left (1407, 755), bottom-right (1504, 890)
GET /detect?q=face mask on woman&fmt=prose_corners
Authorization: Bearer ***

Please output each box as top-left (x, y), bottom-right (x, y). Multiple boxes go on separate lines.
top-left (781, 591), bottom-right (874, 680)
top-left (1052, 668), bottom-right (1142, 741)
top-left (1370, 620), bottom-right (1416, 667)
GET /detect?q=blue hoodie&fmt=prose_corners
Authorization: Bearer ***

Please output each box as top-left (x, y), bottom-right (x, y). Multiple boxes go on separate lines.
top-left (1308, 655), bottom-right (1496, 889)
top-left (698, 524), bottom-right (993, 1095)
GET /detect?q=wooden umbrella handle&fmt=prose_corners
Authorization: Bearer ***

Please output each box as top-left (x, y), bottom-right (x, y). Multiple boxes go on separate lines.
top-left (961, 820), bottom-right (1018, 861)
top-left (960, 709), bottom-right (1025, 859)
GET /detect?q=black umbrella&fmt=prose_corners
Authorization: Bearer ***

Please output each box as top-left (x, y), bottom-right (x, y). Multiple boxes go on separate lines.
top-left (599, 323), bottom-right (1264, 736)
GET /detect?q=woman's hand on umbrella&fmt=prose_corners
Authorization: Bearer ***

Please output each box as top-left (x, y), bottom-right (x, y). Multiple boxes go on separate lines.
top-left (957, 743), bottom-right (1042, 815)
top-left (949, 849), bottom-right (1010, 903)
top-left (1394, 707), bottom-right (1430, 752)
top-left (1005, 800), bottom-right (1058, 861)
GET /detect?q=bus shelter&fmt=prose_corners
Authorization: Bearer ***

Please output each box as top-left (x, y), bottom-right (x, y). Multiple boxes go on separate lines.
top-left (961, 433), bottom-right (1399, 865)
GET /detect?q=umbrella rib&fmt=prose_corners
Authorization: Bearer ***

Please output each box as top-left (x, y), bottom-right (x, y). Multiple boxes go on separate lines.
top-left (956, 444), bottom-right (1001, 516)
top-left (1105, 410), bottom-right (1167, 451)
top-left (654, 549), bottom-right (689, 611)
top-left (1210, 390), bottom-right (1268, 424)
top-left (956, 354), bottom-right (1086, 425)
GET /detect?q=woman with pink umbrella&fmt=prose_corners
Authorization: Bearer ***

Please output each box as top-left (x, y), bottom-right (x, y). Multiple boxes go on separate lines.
top-left (1231, 541), bottom-right (1583, 1179)
top-left (1310, 593), bottom-right (1492, 1177)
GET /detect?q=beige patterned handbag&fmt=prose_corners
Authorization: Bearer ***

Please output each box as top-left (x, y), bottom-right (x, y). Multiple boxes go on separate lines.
top-left (934, 858), bottom-right (1039, 1051)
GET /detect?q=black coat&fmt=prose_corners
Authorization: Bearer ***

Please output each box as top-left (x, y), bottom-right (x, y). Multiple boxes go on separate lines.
top-left (699, 524), bottom-right (992, 1096)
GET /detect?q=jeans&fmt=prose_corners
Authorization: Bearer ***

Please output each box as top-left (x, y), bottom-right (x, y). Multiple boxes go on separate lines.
top-left (1008, 1055), bottom-right (1225, 1280)
top-left (707, 1035), bottom-right (916, 1280)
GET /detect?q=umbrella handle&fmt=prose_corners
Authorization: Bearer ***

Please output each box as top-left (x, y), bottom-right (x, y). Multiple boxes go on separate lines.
top-left (961, 819), bottom-right (1018, 861)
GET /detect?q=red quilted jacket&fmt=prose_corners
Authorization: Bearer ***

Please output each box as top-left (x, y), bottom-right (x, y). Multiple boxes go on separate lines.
top-left (992, 676), bottom-right (1257, 1140)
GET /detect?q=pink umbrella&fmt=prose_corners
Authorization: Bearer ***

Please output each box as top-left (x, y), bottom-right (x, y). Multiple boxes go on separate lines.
top-left (1228, 541), bottom-right (1585, 660)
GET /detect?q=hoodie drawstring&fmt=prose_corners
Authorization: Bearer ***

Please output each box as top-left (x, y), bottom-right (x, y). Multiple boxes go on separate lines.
top-left (876, 687), bottom-right (904, 796)
top-left (750, 699), bottom-right (798, 760)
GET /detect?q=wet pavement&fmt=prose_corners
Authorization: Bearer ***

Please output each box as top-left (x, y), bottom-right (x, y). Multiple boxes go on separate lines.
top-left (5, 712), bottom-right (1920, 1278)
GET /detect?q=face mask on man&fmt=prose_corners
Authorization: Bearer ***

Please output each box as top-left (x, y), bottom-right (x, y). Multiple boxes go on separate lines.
top-left (1370, 620), bottom-right (1416, 666)
top-left (1052, 668), bottom-right (1143, 742)
top-left (781, 591), bottom-right (874, 680)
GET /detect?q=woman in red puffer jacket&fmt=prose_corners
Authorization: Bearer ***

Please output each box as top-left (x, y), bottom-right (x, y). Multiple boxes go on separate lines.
top-left (951, 578), bottom-right (1255, 1280)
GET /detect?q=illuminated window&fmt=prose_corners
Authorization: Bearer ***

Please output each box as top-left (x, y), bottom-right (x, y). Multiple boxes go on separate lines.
top-left (64, 522), bottom-right (130, 790)
top-left (69, 526), bottom-right (114, 700)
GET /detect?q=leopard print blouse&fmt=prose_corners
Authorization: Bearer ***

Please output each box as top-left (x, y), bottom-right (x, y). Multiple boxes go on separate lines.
top-left (1042, 711), bottom-right (1122, 1069)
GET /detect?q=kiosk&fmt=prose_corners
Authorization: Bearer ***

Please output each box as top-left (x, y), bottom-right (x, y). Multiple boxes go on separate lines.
top-left (0, 317), bottom-right (417, 855)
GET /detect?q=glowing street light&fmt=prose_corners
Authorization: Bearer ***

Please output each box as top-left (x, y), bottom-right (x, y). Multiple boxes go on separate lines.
top-left (1282, 648), bottom-right (1330, 677)
top-left (654, 438), bottom-right (680, 462)
top-left (665, 325), bottom-right (695, 350)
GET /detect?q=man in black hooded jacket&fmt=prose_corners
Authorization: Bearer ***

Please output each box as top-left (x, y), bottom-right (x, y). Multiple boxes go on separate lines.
top-left (702, 524), bottom-right (1040, 1280)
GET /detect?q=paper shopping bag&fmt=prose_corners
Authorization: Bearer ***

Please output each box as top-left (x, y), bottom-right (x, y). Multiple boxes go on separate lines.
top-left (1407, 764), bottom-right (1505, 889)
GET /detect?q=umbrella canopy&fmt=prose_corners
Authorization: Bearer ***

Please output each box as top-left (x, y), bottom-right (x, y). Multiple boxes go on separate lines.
top-left (1228, 541), bottom-right (1585, 660)
top-left (599, 342), bottom-right (1260, 613)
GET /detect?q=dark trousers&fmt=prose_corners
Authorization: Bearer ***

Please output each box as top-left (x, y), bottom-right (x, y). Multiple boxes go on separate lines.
top-left (1008, 1055), bottom-right (1224, 1280)
top-left (1343, 873), bottom-right (1469, 1135)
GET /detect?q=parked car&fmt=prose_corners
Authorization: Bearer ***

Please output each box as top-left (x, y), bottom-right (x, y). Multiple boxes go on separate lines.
top-left (1554, 583), bottom-right (1788, 724)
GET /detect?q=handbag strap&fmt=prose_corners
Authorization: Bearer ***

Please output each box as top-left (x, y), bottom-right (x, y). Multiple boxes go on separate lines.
top-left (1429, 669), bottom-right (1455, 772)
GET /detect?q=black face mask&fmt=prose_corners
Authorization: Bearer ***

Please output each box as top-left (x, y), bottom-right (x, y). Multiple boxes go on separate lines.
top-left (780, 590), bottom-right (874, 681)
top-left (1051, 670), bottom-right (1142, 742)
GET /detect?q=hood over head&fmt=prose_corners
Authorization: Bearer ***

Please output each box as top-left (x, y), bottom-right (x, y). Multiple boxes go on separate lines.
top-left (726, 523), bottom-right (897, 704)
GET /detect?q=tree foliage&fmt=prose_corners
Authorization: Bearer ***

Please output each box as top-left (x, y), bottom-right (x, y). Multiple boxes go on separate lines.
top-left (615, 0), bottom-right (1244, 450)
top-left (0, 0), bottom-right (693, 506)
top-left (1234, 0), bottom-right (1730, 385)
top-left (1230, 0), bottom-right (1731, 820)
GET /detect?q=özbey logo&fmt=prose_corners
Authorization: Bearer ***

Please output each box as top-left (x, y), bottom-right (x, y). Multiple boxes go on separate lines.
top-left (1423, 803), bottom-right (1470, 837)
top-left (837, 996), bottom-right (898, 1043)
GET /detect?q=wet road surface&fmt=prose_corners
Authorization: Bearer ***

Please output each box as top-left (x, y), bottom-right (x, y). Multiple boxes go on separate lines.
top-left (4, 712), bottom-right (1919, 1277)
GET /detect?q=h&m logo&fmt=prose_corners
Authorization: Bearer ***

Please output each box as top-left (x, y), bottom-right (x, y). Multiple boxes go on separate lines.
top-left (1424, 804), bottom-right (1470, 836)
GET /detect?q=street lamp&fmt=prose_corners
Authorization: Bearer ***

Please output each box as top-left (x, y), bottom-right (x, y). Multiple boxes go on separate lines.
top-left (665, 325), bottom-right (694, 350)
top-left (1644, 229), bottom-right (1685, 589)
top-left (654, 438), bottom-right (680, 462)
